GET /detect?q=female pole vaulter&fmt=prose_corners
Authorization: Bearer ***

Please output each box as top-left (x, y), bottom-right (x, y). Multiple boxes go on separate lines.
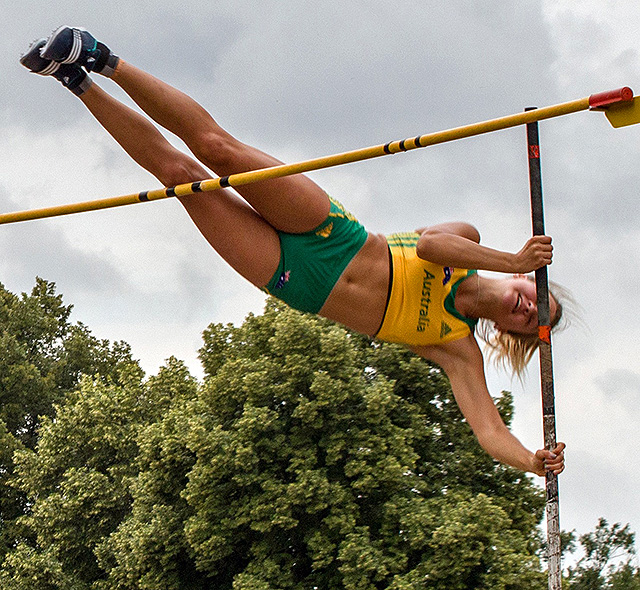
top-left (21, 26), bottom-right (566, 477)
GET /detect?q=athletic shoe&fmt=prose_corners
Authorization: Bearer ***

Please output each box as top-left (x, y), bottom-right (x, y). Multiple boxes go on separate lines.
top-left (20, 38), bottom-right (61, 76)
top-left (41, 26), bottom-right (118, 75)
top-left (20, 38), bottom-right (92, 95)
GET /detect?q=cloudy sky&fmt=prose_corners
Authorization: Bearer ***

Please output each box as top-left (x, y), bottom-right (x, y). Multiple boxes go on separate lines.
top-left (3, 0), bottom-right (640, 552)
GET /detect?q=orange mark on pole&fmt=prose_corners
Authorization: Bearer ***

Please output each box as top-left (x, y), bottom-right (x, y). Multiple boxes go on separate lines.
top-left (538, 325), bottom-right (552, 344)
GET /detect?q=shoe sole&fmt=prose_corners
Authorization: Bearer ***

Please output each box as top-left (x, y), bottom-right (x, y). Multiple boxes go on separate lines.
top-left (41, 25), bottom-right (90, 64)
top-left (20, 39), bottom-right (62, 75)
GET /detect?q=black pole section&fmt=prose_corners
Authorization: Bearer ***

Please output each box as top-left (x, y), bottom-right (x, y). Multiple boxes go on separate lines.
top-left (525, 107), bottom-right (561, 590)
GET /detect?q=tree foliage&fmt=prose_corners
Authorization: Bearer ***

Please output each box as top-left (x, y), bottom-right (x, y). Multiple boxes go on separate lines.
top-left (566, 518), bottom-right (640, 590)
top-left (0, 287), bottom-right (570, 588)
top-left (0, 279), bottom-right (140, 564)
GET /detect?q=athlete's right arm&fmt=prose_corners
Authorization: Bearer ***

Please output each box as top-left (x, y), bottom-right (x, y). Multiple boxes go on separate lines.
top-left (412, 336), bottom-right (563, 475)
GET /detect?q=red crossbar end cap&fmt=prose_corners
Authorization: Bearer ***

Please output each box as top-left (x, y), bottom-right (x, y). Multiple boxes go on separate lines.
top-left (589, 87), bottom-right (634, 108)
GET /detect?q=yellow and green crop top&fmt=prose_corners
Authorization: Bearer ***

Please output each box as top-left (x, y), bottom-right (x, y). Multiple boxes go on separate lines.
top-left (376, 232), bottom-right (478, 347)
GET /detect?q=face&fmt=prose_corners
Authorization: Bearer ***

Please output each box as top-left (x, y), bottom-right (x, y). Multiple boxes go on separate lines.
top-left (496, 275), bottom-right (558, 335)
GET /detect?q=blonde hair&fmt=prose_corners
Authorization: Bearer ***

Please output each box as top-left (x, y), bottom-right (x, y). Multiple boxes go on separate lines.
top-left (477, 280), bottom-right (575, 379)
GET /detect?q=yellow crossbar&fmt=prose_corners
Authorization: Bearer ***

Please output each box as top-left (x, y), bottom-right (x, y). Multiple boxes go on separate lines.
top-left (0, 88), bottom-right (634, 226)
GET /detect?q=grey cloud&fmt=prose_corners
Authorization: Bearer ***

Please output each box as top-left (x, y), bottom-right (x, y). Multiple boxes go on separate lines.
top-left (201, 1), bottom-right (557, 154)
top-left (0, 187), bottom-right (129, 296)
top-left (595, 369), bottom-right (640, 402)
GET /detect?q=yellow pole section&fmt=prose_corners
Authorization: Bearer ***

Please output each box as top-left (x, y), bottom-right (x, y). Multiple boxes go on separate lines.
top-left (0, 96), bottom-right (590, 226)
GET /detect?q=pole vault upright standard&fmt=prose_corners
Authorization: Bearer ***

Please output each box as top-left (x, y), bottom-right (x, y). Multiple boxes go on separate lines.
top-left (525, 110), bottom-right (561, 590)
top-left (0, 87), bottom-right (635, 226)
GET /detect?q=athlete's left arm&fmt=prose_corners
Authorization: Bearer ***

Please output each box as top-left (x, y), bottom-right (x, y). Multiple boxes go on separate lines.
top-left (413, 336), bottom-right (565, 476)
top-left (414, 223), bottom-right (552, 273)
top-left (414, 222), bottom-right (481, 243)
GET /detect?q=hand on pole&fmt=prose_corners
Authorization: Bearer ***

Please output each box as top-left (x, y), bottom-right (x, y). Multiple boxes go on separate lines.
top-left (513, 235), bottom-right (553, 273)
top-left (533, 442), bottom-right (566, 476)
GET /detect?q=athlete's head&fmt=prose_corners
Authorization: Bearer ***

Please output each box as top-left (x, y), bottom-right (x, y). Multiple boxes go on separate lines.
top-left (478, 275), bottom-right (569, 378)
top-left (493, 274), bottom-right (559, 335)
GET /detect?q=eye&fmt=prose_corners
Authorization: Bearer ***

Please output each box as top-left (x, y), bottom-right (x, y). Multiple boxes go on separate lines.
top-left (513, 293), bottom-right (522, 313)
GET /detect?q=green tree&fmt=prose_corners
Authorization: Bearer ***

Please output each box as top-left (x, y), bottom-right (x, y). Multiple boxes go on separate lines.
top-left (1, 357), bottom-right (194, 589)
top-left (3, 298), bottom-right (549, 588)
top-left (98, 301), bottom-right (547, 589)
top-left (0, 279), bottom-right (142, 564)
top-left (566, 518), bottom-right (640, 590)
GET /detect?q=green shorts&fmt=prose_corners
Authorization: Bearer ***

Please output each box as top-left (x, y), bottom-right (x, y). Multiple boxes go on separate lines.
top-left (263, 198), bottom-right (369, 313)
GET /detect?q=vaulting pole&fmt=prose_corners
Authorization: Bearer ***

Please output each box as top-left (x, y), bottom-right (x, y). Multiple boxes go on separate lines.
top-left (0, 88), bottom-right (634, 226)
top-left (525, 109), bottom-right (561, 590)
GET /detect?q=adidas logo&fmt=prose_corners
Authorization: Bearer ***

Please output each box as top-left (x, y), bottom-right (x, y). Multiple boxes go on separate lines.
top-left (440, 321), bottom-right (452, 338)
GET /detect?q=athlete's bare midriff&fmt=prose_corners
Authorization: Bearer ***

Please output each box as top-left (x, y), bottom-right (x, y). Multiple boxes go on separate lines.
top-left (319, 232), bottom-right (390, 336)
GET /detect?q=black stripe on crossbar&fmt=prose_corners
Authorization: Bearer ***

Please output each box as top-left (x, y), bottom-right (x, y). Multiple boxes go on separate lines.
top-left (383, 142), bottom-right (393, 154)
top-left (399, 140), bottom-right (407, 151)
top-left (415, 136), bottom-right (424, 147)
top-left (138, 191), bottom-right (149, 202)
top-left (191, 181), bottom-right (203, 192)
top-left (219, 176), bottom-right (231, 188)
top-left (166, 187), bottom-right (176, 197)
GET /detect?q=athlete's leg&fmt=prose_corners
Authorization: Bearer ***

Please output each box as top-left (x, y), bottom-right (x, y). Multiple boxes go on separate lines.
top-left (29, 26), bottom-right (330, 232)
top-left (109, 60), bottom-right (330, 234)
top-left (79, 83), bottom-right (280, 287)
